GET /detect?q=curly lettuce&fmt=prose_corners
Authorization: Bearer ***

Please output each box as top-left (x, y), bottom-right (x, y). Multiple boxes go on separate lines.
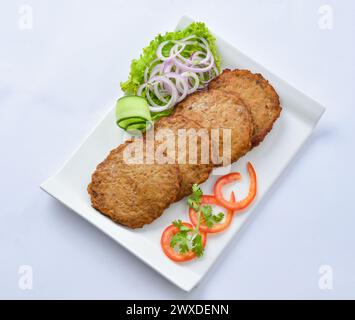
top-left (120, 22), bottom-right (220, 96)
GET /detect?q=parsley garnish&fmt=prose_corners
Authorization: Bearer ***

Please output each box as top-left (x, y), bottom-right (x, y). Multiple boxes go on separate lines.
top-left (170, 219), bottom-right (204, 257)
top-left (192, 233), bottom-right (204, 257)
top-left (169, 184), bottom-right (225, 258)
top-left (187, 184), bottom-right (203, 211)
top-left (188, 184), bottom-right (225, 230)
top-left (200, 205), bottom-right (224, 228)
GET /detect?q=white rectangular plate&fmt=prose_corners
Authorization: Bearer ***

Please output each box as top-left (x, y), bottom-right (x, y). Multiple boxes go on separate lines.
top-left (41, 16), bottom-right (325, 291)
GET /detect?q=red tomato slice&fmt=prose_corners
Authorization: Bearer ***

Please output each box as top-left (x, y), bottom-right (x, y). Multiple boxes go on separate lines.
top-left (161, 222), bottom-right (207, 262)
top-left (214, 162), bottom-right (257, 211)
top-left (189, 193), bottom-right (236, 233)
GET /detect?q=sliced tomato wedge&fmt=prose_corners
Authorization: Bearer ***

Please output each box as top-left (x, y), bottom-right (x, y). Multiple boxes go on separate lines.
top-left (189, 193), bottom-right (236, 233)
top-left (161, 222), bottom-right (207, 262)
top-left (214, 162), bottom-right (257, 211)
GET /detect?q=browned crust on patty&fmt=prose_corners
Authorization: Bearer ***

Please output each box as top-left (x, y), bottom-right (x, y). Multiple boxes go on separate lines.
top-left (173, 88), bottom-right (253, 165)
top-left (154, 114), bottom-right (213, 200)
top-left (208, 69), bottom-right (282, 146)
top-left (88, 140), bottom-right (181, 228)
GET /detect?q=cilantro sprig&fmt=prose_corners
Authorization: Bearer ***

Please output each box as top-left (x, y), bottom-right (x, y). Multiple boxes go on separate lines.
top-left (170, 220), bottom-right (204, 257)
top-left (187, 184), bottom-right (203, 211)
top-left (200, 205), bottom-right (224, 229)
top-left (170, 184), bottom-right (225, 258)
top-left (188, 184), bottom-right (225, 229)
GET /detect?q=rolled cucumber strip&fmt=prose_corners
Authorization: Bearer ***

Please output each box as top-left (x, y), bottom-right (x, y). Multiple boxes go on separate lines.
top-left (115, 96), bottom-right (152, 133)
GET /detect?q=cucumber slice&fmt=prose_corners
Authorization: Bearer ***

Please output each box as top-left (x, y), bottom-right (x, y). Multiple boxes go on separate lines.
top-left (115, 96), bottom-right (152, 133)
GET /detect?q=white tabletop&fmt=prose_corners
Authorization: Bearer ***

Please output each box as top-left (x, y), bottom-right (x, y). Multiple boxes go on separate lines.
top-left (1, 0), bottom-right (354, 299)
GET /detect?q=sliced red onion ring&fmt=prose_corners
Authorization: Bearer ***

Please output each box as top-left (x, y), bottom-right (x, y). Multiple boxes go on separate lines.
top-left (156, 41), bottom-right (172, 61)
top-left (137, 82), bottom-right (147, 97)
top-left (181, 72), bottom-right (200, 94)
top-left (139, 76), bottom-right (178, 112)
top-left (164, 72), bottom-right (188, 102)
top-left (153, 82), bottom-right (168, 103)
top-left (172, 54), bottom-right (215, 73)
top-left (190, 51), bottom-right (208, 65)
top-left (160, 59), bottom-right (174, 74)
top-left (181, 35), bottom-right (197, 42)
top-left (169, 42), bottom-right (186, 59)
top-left (144, 59), bottom-right (160, 82)
top-left (157, 40), bottom-right (185, 61)
top-left (195, 37), bottom-right (212, 64)
top-left (171, 44), bottom-right (209, 66)
top-left (138, 35), bottom-right (219, 113)
top-left (178, 37), bottom-right (212, 65)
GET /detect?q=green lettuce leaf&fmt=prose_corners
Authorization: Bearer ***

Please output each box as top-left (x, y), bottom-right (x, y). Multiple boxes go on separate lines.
top-left (120, 22), bottom-right (220, 96)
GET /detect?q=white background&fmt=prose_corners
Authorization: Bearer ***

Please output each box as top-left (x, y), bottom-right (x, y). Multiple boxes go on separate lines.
top-left (0, 0), bottom-right (354, 299)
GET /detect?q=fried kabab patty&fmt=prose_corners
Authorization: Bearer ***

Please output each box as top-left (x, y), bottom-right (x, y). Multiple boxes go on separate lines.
top-left (208, 69), bottom-right (281, 146)
top-left (154, 114), bottom-right (213, 200)
top-left (173, 89), bottom-right (253, 166)
top-left (88, 140), bottom-right (181, 229)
